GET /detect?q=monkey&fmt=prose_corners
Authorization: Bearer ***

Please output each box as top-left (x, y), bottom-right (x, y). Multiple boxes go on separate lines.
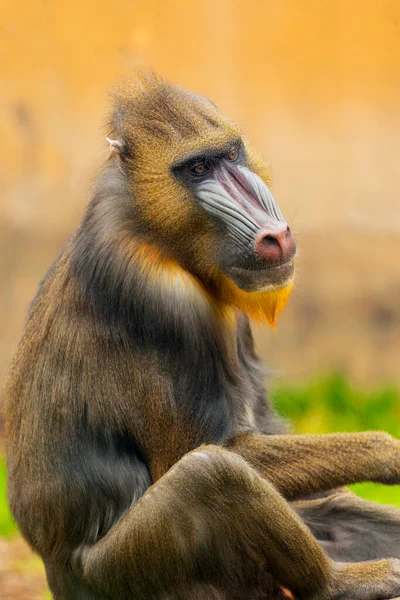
top-left (4, 73), bottom-right (400, 600)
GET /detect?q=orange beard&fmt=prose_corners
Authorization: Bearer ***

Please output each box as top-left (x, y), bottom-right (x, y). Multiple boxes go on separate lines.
top-left (216, 274), bottom-right (295, 327)
top-left (127, 240), bottom-right (294, 327)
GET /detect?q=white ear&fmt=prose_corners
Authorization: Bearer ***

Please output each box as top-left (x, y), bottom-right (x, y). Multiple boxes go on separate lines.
top-left (106, 137), bottom-right (124, 157)
top-left (105, 137), bottom-right (126, 174)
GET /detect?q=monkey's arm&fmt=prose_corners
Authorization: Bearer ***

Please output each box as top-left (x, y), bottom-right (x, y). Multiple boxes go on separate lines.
top-left (226, 432), bottom-right (400, 500)
top-left (73, 446), bottom-right (400, 600)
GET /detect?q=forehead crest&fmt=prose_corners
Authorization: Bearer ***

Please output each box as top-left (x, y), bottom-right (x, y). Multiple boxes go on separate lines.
top-left (109, 74), bottom-right (241, 156)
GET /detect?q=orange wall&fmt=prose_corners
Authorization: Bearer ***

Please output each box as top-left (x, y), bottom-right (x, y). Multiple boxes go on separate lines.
top-left (1, 0), bottom-right (400, 384)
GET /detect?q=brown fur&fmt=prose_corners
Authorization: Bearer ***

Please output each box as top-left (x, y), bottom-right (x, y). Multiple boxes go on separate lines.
top-left (5, 74), bottom-right (400, 600)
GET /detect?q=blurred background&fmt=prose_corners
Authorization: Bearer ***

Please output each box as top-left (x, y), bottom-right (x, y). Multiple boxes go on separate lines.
top-left (0, 1), bottom-right (399, 597)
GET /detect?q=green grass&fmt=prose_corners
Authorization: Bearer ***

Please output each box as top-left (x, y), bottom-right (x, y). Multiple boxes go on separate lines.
top-left (0, 373), bottom-right (399, 539)
top-left (0, 457), bottom-right (18, 536)
top-left (271, 372), bottom-right (400, 507)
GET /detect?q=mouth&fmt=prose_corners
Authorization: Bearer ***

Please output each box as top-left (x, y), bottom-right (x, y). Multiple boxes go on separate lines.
top-left (227, 254), bottom-right (296, 292)
top-left (231, 257), bottom-right (295, 274)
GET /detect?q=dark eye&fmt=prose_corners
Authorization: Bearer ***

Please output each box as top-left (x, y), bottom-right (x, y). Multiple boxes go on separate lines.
top-left (228, 148), bottom-right (239, 161)
top-left (190, 163), bottom-right (209, 176)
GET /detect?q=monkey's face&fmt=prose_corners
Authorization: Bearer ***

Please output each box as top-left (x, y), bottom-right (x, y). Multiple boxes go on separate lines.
top-left (172, 138), bottom-right (296, 294)
top-left (111, 77), bottom-right (295, 322)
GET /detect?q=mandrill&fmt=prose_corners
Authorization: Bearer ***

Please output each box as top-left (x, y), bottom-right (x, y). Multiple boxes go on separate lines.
top-left (5, 73), bottom-right (400, 600)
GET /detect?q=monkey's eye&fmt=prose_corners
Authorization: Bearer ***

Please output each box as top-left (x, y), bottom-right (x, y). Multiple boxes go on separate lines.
top-left (228, 148), bottom-right (239, 161)
top-left (190, 163), bottom-right (209, 176)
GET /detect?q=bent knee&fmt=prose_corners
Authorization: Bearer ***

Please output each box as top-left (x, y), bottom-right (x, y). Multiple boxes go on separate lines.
top-left (169, 445), bottom-right (258, 494)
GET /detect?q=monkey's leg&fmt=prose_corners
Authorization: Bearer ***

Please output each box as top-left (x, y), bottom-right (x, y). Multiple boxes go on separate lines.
top-left (292, 489), bottom-right (400, 562)
top-left (73, 446), bottom-right (400, 600)
top-left (226, 432), bottom-right (400, 499)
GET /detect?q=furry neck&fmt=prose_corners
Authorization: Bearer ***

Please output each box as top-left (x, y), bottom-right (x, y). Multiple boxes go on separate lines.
top-left (71, 165), bottom-right (292, 345)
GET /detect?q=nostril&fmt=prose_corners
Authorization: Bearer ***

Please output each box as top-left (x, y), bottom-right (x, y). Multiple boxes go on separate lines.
top-left (262, 229), bottom-right (287, 253)
top-left (285, 226), bottom-right (295, 250)
top-left (284, 226), bottom-right (294, 246)
top-left (255, 224), bottom-right (294, 262)
top-left (262, 235), bottom-right (282, 249)
top-left (256, 233), bottom-right (284, 262)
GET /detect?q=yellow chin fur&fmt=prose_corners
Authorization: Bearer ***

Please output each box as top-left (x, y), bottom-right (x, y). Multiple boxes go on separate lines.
top-left (217, 275), bottom-right (295, 327)
top-left (127, 240), bottom-right (294, 327)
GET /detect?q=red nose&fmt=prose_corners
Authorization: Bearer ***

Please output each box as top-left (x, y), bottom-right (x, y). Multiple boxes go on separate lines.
top-left (255, 224), bottom-right (295, 263)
